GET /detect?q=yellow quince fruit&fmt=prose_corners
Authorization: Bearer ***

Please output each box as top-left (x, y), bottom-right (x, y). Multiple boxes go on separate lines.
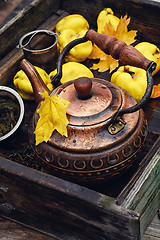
top-left (135, 42), bottom-right (160, 75)
top-left (49, 62), bottom-right (94, 84)
top-left (13, 66), bottom-right (53, 100)
top-left (97, 8), bottom-right (120, 33)
top-left (55, 14), bottom-right (89, 34)
top-left (57, 29), bottom-right (92, 62)
top-left (111, 65), bottom-right (147, 102)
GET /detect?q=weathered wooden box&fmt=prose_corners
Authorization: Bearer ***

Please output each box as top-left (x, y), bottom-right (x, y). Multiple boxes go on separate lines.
top-left (0, 0), bottom-right (160, 239)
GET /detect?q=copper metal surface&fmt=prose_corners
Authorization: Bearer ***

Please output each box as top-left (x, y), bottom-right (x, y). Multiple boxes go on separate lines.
top-left (54, 78), bottom-right (123, 126)
top-left (24, 60), bottom-right (147, 183)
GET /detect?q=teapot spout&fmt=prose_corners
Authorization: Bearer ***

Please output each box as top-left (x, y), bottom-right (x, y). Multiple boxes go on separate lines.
top-left (20, 59), bottom-right (51, 105)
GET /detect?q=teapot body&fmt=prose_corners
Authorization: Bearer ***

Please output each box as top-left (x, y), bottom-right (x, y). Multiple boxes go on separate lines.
top-left (29, 78), bottom-right (148, 184)
top-left (19, 28), bottom-right (156, 184)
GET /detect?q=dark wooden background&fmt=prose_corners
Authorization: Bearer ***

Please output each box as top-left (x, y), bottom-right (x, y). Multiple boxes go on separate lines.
top-left (0, 1), bottom-right (159, 239)
top-left (0, 0), bottom-right (33, 28)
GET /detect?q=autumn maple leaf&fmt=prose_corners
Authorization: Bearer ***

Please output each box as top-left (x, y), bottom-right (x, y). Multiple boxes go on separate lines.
top-left (89, 15), bottom-right (137, 72)
top-left (89, 45), bottom-right (119, 72)
top-left (114, 16), bottom-right (137, 45)
top-left (151, 84), bottom-right (160, 99)
top-left (34, 91), bottom-right (71, 145)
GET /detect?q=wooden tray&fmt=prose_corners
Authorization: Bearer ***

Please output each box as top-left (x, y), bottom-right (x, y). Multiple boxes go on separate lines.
top-left (0, 1), bottom-right (160, 239)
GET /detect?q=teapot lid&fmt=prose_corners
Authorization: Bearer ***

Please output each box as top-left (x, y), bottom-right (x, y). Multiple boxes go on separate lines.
top-left (52, 77), bottom-right (124, 126)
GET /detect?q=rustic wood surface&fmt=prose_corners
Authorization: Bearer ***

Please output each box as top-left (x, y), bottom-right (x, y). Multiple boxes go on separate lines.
top-left (0, 0), bottom-right (22, 24)
top-left (0, 0), bottom-right (160, 239)
top-left (0, 215), bottom-right (159, 240)
top-left (0, 216), bottom-right (55, 240)
top-left (0, 0), bottom-right (61, 58)
top-left (61, 0), bottom-right (160, 45)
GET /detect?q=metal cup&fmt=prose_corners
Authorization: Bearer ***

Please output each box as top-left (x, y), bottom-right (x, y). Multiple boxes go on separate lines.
top-left (0, 86), bottom-right (24, 142)
top-left (19, 30), bottom-right (58, 73)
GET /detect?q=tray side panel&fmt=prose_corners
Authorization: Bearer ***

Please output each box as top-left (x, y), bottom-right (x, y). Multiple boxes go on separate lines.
top-left (117, 135), bottom-right (160, 205)
top-left (0, 157), bottom-right (140, 240)
top-left (140, 189), bottom-right (160, 237)
top-left (120, 146), bottom-right (160, 236)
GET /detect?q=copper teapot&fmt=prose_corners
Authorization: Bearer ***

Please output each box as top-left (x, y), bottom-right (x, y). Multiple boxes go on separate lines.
top-left (20, 30), bottom-right (156, 184)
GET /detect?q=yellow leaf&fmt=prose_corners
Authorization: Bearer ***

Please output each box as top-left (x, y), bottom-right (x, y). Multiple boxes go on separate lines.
top-left (89, 45), bottom-right (107, 60)
top-left (90, 55), bottom-right (119, 73)
top-left (151, 84), bottom-right (160, 99)
top-left (89, 45), bottom-right (118, 72)
top-left (102, 21), bottom-right (116, 36)
top-left (115, 16), bottom-right (137, 45)
top-left (34, 91), bottom-right (71, 145)
top-left (89, 13), bottom-right (137, 72)
top-left (115, 16), bottom-right (130, 38)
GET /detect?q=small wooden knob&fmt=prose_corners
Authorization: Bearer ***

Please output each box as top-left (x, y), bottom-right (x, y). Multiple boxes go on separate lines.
top-left (74, 77), bottom-right (92, 99)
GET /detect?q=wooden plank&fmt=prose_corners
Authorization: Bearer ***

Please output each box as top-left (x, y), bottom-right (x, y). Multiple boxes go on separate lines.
top-left (139, 190), bottom-right (160, 237)
top-left (0, 0), bottom-right (60, 58)
top-left (144, 103), bottom-right (160, 134)
top-left (117, 135), bottom-right (160, 205)
top-left (120, 147), bottom-right (160, 236)
top-left (0, 156), bottom-right (140, 240)
top-left (0, 216), bottom-right (55, 240)
top-left (0, 212), bottom-right (159, 240)
top-left (120, 148), bottom-right (160, 210)
top-left (143, 214), bottom-right (160, 240)
top-left (0, 0), bottom-right (23, 25)
top-left (134, 176), bottom-right (160, 215)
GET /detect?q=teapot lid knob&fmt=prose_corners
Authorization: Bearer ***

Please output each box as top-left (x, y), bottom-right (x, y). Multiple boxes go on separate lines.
top-left (74, 77), bottom-right (92, 99)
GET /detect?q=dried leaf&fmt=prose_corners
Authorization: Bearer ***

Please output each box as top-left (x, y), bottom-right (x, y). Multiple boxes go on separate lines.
top-left (102, 20), bottom-right (116, 36)
top-left (34, 91), bottom-right (71, 145)
top-left (89, 15), bottom-right (137, 72)
top-left (103, 15), bottom-right (137, 45)
top-left (151, 84), bottom-right (160, 98)
top-left (89, 45), bottom-right (119, 72)
top-left (90, 55), bottom-right (118, 73)
top-left (89, 45), bottom-right (107, 60)
top-left (115, 16), bottom-right (137, 45)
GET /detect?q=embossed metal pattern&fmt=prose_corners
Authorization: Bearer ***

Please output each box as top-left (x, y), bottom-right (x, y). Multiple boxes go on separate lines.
top-left (31, 110), bottom-right (148, 183)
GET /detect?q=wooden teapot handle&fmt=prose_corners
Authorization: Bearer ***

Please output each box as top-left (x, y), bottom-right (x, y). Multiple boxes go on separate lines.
top-left (49, 29), bottom-right (156, 119)
top-left (51, 29), bottom-right (156, 85)
top-left (85, 30), bottom-right (156, 118)
top-left (86, 29), bottom-right (151, 70)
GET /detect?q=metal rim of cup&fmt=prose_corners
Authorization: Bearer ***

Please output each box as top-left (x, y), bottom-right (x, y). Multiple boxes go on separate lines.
top-left (19, 30), bottom-right (58, 53)
top-left (0, 86), bottom-right (25, 141)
